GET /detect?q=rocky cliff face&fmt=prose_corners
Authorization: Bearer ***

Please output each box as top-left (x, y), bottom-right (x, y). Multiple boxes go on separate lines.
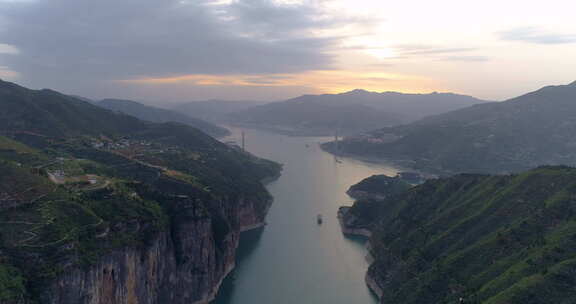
top-left (39, 193), bottom-right (270, 304)
top-left (337, 207), bottom-right (372, 237)
top-left (0, 144), bottom-right (280, 304)
top-left (0, 79), bottom-right (283, 304)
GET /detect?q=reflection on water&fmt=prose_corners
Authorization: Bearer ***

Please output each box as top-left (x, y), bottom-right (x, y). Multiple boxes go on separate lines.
top-left (216, 228), bottom-right (265, 303)
top-left (213, 127), bottom-right (399, 304)
top-left (236, 228), bottom-right (265, 261)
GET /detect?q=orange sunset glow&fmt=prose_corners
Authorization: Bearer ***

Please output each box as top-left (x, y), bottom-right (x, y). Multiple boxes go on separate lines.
top-left (118, 70), bottom-right (441, 96)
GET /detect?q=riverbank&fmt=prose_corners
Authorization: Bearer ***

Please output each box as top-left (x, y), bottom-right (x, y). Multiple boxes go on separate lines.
top-left (337, 207), bottom-right (385, 302)
top-left (213, 127), bottom-right (391, 304)
top-left (337, 207), bottom-right (372, 238)
top-left (320, 142), bottom-right (443, 178)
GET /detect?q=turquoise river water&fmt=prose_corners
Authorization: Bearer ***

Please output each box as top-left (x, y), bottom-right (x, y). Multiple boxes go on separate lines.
top-left (213, 127), bottom-right (399, 304)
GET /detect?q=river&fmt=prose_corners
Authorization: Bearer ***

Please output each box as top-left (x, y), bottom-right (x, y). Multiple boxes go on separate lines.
top-left (214, 127), bottom-right (399, 304)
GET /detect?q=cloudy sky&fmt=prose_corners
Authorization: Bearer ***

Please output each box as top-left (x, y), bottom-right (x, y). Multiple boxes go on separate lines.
top-left (0, 0), bottom-right (575, 103)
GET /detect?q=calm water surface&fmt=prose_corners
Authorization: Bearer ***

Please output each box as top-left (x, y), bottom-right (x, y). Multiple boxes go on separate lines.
top-left (213, 128), bottom-right (399, 304)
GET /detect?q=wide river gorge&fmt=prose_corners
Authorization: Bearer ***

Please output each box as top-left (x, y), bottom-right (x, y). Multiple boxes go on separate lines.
top-left (213, 128), bottom-right (399, 304)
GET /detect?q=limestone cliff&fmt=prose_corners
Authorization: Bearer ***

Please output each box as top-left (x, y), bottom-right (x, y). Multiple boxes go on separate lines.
top-left (0, 152), bottom-right (279, 304)
top-left (41, 193), bottom-right (271, 304)
top-left (0, 79), bottom-right (283, 304)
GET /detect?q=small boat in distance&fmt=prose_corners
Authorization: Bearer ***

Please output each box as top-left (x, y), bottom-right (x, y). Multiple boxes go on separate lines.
top-left (317, 214), bottom-right (323, 225)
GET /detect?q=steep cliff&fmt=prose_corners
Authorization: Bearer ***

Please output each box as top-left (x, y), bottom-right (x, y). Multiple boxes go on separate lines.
top-left (0, 152), bottom-right (279, 304)
top-left (42, 194), bottom-right (270, 304)
top-left (0, 80), bottom-right (282, 304)
top-left (340, 166), bottom-right (576, 304)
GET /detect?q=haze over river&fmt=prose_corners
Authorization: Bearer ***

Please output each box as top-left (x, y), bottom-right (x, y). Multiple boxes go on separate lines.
top-left (214, 127), bottom-right (399, 304)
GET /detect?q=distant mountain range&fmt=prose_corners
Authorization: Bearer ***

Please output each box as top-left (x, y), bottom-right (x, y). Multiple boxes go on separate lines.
top-left (96, 98), bottom-right (230, 137)
top-left (324, 81), bottom-right (576, 174)
top-left (172, 100), bottom-right (270, 123)
top-left (0, 82), bottom-right (147, 138)
top-left (229, 89), bottom-right (489, 136)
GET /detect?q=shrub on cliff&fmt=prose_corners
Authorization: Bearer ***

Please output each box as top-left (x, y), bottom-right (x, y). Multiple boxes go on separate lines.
top-left (352, 166), bottom-right (576, 303)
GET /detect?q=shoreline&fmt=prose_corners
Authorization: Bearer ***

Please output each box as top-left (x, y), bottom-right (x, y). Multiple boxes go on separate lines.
top-left (226, 122), bottom-right (345, 137)
top-left (320, 143), bottom-right (443, 179)
top-left (203, 221), bottom-right (269, 304)
top-left (337, 207), bottom-right (373, 238)
top-left (208, 170), bottom-right (280, 303)
top-left (337, 207), bottom-right (383, 302)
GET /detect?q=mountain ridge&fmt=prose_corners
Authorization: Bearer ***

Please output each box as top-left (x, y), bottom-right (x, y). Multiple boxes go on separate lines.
top-left (231, 89), bottom-right (488, 136)
top-left (97, 98), bottom-right (230, 137)
top-left (324, 81), bottom-right (576, 174)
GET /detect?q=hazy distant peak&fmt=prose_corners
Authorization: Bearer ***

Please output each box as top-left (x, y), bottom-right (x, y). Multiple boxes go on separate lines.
top-left (346, 89), bottom-right (371, 94)
top-left (95, 97), bottom-right (230, 137)
top-left (338, 89), bottom-right (469, 97)
top-left (0, 79), bottom-right (24, 90)
top-left (569, 80), bottom-right (576, 86)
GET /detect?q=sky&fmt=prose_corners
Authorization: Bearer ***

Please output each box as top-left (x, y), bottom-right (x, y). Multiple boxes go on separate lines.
top-left (0, 0), bottom-right (575, 103)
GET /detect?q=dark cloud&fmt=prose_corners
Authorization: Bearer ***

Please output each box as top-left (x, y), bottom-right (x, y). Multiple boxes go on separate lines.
top-left (222, 0), bottom-right (376, 39)
top-left (0, 0), bottom-right (342, 95)
top-left (498, 27), bottom-right (576, 44)
top-left (223, 0), bottom-right (329, 39)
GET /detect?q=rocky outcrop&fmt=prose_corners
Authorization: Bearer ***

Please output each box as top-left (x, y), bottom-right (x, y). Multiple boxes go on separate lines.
top-left (345, 190), bottom-right (387, 201)
top-left (346, 174), bottom-right (412, 201)
top-left (365, 265), bottom-right (384, 299)
top-left (337, 207), bottom-right (372, 237)
top-left (41, 193), bottom-right (272, 304)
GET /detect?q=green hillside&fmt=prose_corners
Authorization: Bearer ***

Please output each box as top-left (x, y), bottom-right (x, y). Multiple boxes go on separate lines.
top-left (0, 80), bottom-right (149, 138)
top-left (346, 174), bottom-right (412, 199)
top-left (0, 80), bottom-right (281, 303)
top-left (97, 99), bottom-right (230, 137)
top-left (343, 166), bottom-right (576, 303)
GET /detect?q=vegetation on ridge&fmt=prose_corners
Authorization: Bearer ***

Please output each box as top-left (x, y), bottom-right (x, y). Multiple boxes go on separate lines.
top-left (97, 98), bottom-right (230, 137)
top-left (326, 81), bottom-right (576, 174)
top-left (344, 166), bottom-right (576, 303)
top-left (0, 80), bottom-right (281, 302)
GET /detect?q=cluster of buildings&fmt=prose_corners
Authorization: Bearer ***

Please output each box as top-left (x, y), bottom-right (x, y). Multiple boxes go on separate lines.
top-left (89, 138), bottom-right (184, 155)
top-left (90, 138), bottom-right (151, 150)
